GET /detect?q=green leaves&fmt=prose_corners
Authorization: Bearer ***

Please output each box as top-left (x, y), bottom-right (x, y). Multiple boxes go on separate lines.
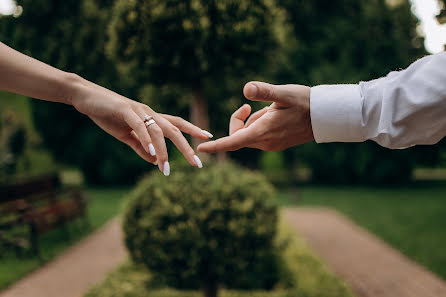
top-left (123, 162), bottom-right (280, 291)
top-left (107, 0), bottom-right (278, 91)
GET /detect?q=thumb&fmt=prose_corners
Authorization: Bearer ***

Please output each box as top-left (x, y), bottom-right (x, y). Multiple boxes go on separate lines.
top-left (243, 81), bottom-right (295, 105)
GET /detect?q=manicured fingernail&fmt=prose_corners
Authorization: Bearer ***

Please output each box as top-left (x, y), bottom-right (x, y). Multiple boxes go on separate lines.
top-left (162, 161), bottom-right (170, 176)
top-left (245, 84), bottom-right (258, 98)
top-left (193, 155), bottom-right (203, 169)
top-left (201, 130), bottom-right (213, 138)
top-left (148, 144), bottom-right (156, 156)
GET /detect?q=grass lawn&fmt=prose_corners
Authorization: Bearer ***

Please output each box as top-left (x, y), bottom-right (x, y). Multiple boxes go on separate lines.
top-left (0, 187), bottom-right (130, 290)
top-left (0, 90), bottom-right (60, 178)
top-left (0, 91), bottom-right (35, 135)
top-left (84, 221), bottom-right (354, 297)
top-left (277, 183), bottom-right (446, 280)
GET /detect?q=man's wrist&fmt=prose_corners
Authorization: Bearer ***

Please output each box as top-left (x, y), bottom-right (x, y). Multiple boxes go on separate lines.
top-left (299, 85), bottom-right (315, 143)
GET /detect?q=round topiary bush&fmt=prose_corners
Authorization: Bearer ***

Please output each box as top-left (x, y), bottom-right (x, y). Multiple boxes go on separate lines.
top-left (123, 162), bottom-right (279, 297)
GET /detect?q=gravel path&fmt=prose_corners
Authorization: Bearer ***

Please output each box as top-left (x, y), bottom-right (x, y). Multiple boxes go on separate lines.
top-left (0, 218), bottom-right (126, 297)
top-left (284, 208), bottom-right (446, 297)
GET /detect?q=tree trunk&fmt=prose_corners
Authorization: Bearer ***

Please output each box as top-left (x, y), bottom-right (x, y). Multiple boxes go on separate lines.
top-left (202, 280), bottom-right (218, 297)
top-left (190, 87), bottom-right (226, 161)
top-left (191, 87), bottom-right (210, 153)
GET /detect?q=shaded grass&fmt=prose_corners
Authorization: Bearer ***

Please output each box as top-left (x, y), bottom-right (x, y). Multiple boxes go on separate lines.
top-left (277, 184), bottom-right (446, 279)
top-left (0, 91), bottom-right (38, 139)
top-left (0, 187), bottom-right (130, 290)
top-left (84, 219), bottom-right (354, 297)
top-left (0, 91), bottom-right (59, 179)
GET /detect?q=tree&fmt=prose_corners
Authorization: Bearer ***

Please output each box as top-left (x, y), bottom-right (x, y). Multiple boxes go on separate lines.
top-left (124, 162), bottom-right (280, 297)
top-left (275, 0), bottom-right (428, 183)
top-left (0, 0), bottom-right (151, 184)
top-left (107, 0), bottom-right (279, 147)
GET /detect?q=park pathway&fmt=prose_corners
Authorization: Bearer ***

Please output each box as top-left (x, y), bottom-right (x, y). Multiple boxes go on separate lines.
top-left (284, 208), bottom-right (446, 297)
top-left (0, 218), bottom-right (126, 297)
top-left (2, 210), bottom-right (446, 297)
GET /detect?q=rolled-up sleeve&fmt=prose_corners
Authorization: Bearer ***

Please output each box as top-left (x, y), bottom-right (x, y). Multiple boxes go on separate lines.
top-left (310, 52), bottom-right (446, 149)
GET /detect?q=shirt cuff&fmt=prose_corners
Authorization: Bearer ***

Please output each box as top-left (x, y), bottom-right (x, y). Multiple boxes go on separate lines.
top-left (310, 84), bottom-right (364, 143)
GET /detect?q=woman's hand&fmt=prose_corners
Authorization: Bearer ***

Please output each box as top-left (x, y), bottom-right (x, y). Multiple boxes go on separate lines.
top-left (0, 42), bottom-right (211, 176)
top-left (70, 78), bottom-right (212, 176)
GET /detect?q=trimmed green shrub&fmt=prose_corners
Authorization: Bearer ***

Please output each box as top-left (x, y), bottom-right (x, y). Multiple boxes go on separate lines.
top-left (123, 162), bottom-right (279, 297)
top-left (85, 218), bottom-right (354, 297)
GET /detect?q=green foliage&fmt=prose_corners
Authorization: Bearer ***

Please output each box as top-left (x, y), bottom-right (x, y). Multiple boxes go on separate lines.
top-left (107, 0), bottom-right (280, 140)
top-left (260, 151), bottom-right (286, 172)
top-left (85, 220), bottom-right (353, 297)
top-left (274, 0), bottom-right (438, 183)
top-left (0, 109), bottom-right (28, 176)
top-left (123, 162), bottom-right (280, 293)
top-left (0, 0), bottom-right (149, 184)
top-left (297, 141), bottom-right (414, 184)
top-left (259, 151), bottom-right (290, 187)
top-left (2, 0), bottom-right (442, 184)
top-left (107, 0), bottom-right (277, 89)
top-left (276, 0), bottom-right (425, 85)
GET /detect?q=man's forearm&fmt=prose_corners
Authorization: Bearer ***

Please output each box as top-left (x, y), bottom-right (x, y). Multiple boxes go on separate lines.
top-left (0, 42), bottom-right (79, 105)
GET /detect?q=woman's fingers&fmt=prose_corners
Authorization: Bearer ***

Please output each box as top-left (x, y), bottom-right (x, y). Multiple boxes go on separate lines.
top-left (123, 109), bottom-right (152, 155)
top-left (161, 114), bottom-right (213, 140)
top-left (121, 131), bottom-right (157, 164)
top-left (129, 102), bottom-right (206, 173)
top-left (124, 107), bottom-right (170, 176)
top-left (145, 119), bottom-right (170, 176)
top-left (168, 126), bottom-right (203, 168)
top-left (245, 107), bottom-right (268, 128)
top-left (230, 104), bottom-right (251, 135)
top-left (198, 125), bottom-right (259, 153)
top-left (156, 116), bottom-right (202, 168)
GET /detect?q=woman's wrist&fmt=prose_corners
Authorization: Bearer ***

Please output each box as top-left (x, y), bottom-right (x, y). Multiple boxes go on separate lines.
top-left (61, 72), bottom-right (88, 107)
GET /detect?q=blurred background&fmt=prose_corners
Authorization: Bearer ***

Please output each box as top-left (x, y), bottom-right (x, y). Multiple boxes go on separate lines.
top-left (0, 0), bottom-right (445, 185)
top-left (0, 0), bottom-right (445, 296)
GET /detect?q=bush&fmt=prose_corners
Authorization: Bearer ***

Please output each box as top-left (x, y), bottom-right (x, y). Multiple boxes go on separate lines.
top-left (123, 162), bottom-right (279, 297)
top-left (296, 142), bottom-right (415, 184)
top-left (85, 218), bottom-right (354, 297)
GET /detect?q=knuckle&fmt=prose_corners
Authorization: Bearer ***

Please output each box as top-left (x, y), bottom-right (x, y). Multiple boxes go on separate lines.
top-left (212, 142), bottom-right (218, 153)
top-left (170, 125), bottom-right (181, 135)
top-left (264, 85), bottom-right (275, 100)
top-left (119, 104), bottom-right (132, 120)
top-left (151, 125), bottom-right (164, 136)
top-left (158, 151), bottom-right (168, 161)
top-left (186, 147), bottom-right (195, 156)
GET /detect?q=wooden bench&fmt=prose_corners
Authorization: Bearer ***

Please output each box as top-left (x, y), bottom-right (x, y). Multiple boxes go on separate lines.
top-left (0, 173), bottom-right (88, 256)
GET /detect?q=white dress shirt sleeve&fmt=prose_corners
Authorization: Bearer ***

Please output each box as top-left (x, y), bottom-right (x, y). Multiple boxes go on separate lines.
top-left (310, 52), bottom-right (446, 149)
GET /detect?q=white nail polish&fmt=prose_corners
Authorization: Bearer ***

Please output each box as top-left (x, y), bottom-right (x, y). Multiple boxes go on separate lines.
top-left (163, 161), bottom-right (170, 176)
top-left (201, 130), bottom-right (213, 138)
top-left (149, 144), bottom-right (156, 156)
top-left (193, 155), bottom-right (203, 169)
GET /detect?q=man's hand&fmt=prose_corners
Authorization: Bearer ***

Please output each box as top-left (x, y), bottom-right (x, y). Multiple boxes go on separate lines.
top-left (197, 81), bottom-right (314, 153)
